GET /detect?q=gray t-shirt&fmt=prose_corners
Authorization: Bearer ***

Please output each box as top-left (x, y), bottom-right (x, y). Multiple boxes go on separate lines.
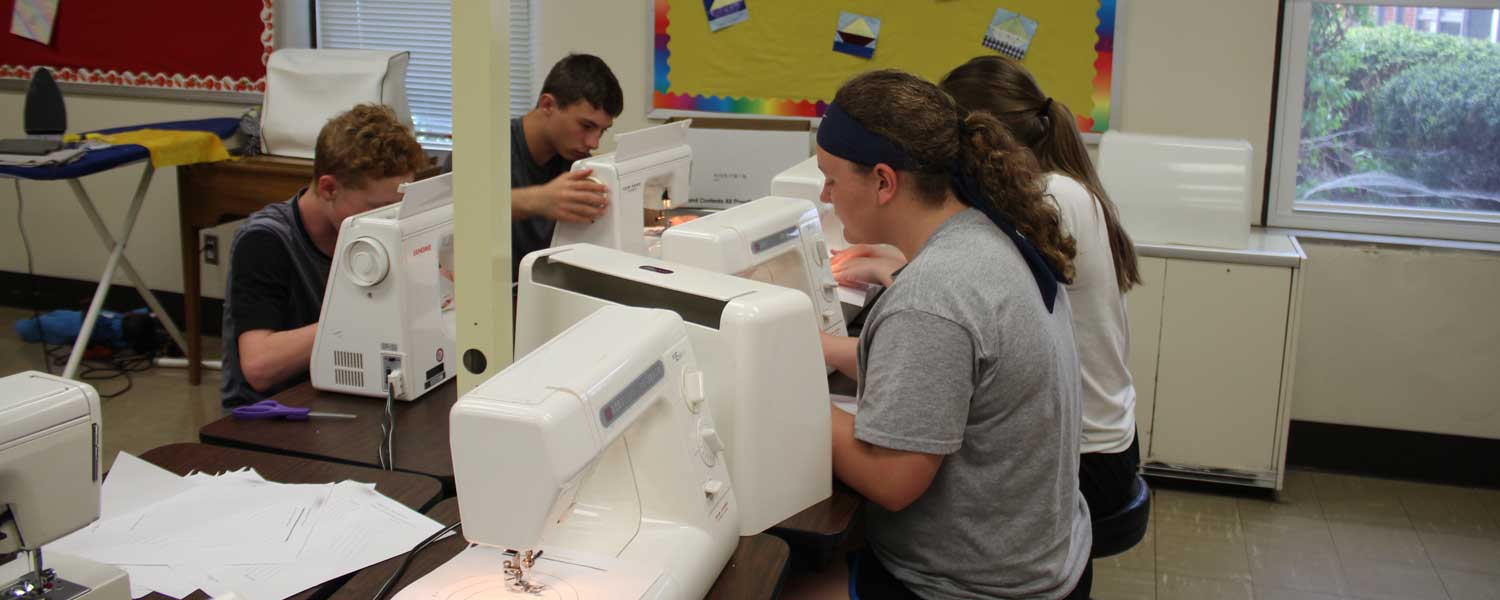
top-left (856, 208), bottom-right (1090, 600)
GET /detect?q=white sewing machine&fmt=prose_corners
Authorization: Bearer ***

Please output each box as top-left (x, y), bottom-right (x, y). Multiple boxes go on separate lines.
top-left (517, 244), bottom-right (830, 535)
top-left (311, 173), bottom-right (456, 401)
top-left (0, 372), bottom-right (129, 600)
top-left (551, 121), bottom-right (692, 257)
top-left (770, 155), bottom-right (845, 252)
top-left (450, 306), bottom-right (738, 598)
top-left (772, 156), bottom-right (889, 310)
top-left (661, 196), bottom-right (846, 337)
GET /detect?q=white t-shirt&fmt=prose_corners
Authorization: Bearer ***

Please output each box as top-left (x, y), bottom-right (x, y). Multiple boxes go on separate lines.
top-left (1047, 173), bottom-right (1137, 454)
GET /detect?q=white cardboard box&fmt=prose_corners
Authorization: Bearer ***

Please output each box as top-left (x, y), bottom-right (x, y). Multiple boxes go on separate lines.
top-left (675, 118), bottom-right (811, 209)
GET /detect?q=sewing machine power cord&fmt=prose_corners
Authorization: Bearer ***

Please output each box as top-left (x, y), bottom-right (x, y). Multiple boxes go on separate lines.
top-left (378, 379), bottom-right (396, 470)
top-left (371, 520), bottom-right (461, 600)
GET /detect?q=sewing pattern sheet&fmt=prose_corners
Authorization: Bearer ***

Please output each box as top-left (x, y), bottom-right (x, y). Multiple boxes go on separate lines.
top-left (395, 545), bottom-right (663, 600)
top-left (46, 452), bottom-right (446, 600)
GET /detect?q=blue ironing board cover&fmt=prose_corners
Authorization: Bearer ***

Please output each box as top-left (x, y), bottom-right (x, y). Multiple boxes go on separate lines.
top-left (0, 117), bottom-right (240, 181)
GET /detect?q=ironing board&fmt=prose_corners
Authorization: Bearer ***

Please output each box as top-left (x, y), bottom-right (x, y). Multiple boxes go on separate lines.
top-left (1, 118), bottom-right (239, 381)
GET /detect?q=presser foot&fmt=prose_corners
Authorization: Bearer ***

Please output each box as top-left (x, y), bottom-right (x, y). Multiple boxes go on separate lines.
top-left (503, 549), bottom-right (546, 594)
top-left (3, 570), bottom-right (89, 600)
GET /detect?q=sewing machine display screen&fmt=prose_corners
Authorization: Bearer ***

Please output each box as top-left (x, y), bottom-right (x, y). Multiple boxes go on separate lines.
top-left (751, 226), bottom-right (800, 254)
top-left (599, 359), bottom-right (665, 428)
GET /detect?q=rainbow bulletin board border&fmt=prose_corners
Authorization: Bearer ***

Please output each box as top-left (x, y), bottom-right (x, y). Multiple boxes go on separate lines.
top-left (652, 0), bottom-right (1118, 133)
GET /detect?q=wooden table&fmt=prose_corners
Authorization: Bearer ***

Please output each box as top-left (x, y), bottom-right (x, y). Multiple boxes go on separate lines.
top-left (135, 443), bottom-right (444, 600)
top-left (329, 499), bottom-right (790, 600)
top-left (200, 379), bottom-right (459, 493)
top-left (176, 156), bottom-right (317, 385)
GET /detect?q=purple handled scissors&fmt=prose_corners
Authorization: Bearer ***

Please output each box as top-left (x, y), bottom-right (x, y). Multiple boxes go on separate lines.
top-left (232, 400), bottom-right (357, 421)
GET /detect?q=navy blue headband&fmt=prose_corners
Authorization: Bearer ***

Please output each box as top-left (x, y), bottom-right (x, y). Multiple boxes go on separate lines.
top-left (817, 103), bottom-right (1062, 312)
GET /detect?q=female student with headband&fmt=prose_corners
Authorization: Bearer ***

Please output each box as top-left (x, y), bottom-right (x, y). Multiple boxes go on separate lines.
top-left (833, 55), bottom-right (1144, 529)
top-left (816, 69), bottom-right (1092, 600)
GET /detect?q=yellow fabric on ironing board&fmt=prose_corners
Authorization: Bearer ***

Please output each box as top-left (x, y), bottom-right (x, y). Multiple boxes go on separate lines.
top-left (66, 129), bottom-right (231, 168)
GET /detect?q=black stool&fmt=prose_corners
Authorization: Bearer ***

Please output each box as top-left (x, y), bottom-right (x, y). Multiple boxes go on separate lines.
top-left (1090, 474), bottom-right (1151, 558)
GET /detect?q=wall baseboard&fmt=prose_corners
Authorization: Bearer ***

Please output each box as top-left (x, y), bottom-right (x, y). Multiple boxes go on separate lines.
top-left (1287, 420), bottom-right (1500, 489)
top-left (0, 270), bottom-right (224, 338)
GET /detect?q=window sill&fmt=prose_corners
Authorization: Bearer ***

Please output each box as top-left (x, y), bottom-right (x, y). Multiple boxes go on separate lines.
top-left (1262, 226), bottom-right (1500, 255)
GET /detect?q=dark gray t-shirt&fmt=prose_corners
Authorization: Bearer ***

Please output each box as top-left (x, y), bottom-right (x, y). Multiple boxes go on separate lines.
top-left (510, 117), bottom-right (570, 281)
top-left (856, 208), bottom-right (1090, 600)
top-left (220, 193), bottom-right (331, 407)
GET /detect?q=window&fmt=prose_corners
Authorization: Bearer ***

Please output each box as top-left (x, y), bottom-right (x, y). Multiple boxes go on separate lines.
top-left (314, 0), bottom-right (540, 150)
top-left (1270, 1), bottom-right (1500, 242)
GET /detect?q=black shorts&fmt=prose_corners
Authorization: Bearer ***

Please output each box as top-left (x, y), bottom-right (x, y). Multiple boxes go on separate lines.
top-left (1079, 433), bottom-right (1143, 519)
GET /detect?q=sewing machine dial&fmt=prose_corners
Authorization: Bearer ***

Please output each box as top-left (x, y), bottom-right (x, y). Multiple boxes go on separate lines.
top-left (344, 237), bottom-right (390, 286)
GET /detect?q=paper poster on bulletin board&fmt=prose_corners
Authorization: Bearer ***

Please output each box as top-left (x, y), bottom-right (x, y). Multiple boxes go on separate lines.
top-left (652, 0), bottom-right (1120, 134)
top-left (0, 0), bottom-right (271, 94)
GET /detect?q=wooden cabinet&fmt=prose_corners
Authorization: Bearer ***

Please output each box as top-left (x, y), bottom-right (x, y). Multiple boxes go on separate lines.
top-left (1125, 234), bottom-right (1305, 489)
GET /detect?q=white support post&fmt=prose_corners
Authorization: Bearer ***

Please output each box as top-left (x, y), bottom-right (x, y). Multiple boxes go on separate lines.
top-left (451, 0), bottom-right (513, 395)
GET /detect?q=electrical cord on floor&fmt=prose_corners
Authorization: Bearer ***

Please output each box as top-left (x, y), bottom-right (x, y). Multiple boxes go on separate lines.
top-left (15, 179), bottom-right (159, 398)
top-left (43, 344), bottom-right (155, 399)
top-left (371, 521), bottom-right (461, 600)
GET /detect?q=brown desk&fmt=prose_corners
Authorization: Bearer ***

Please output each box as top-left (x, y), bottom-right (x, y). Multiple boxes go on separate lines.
top-left (176, 156), bottom-right (317, 385)
top-left (330, 499), bottom-right (790, 600)
top-left (135, 443), bottom-right (444, 600)
top-left (200, 380), bottom-right (458, 492)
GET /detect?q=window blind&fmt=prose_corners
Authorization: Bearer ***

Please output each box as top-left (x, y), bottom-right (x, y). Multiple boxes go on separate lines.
top-left (315, 0), bottom-right (537, 150)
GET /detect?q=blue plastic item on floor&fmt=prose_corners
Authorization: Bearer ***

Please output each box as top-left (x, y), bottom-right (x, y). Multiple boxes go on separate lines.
top-left (14, 308), bottom-right (141, 347)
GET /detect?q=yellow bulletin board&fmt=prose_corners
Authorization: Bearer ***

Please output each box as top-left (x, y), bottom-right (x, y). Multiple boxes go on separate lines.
top-left (651, 0), bottom-right (1122, 134)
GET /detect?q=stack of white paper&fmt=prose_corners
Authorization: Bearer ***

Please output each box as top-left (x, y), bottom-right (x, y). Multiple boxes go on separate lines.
top-left (46, 452), bottom-right (445, 600)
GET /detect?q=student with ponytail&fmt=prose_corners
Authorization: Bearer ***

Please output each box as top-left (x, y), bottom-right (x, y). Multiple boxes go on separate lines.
top-left (835, 55), bottom-right (1145, 528)
top-left (817, 69), bottom-right (1091, 600)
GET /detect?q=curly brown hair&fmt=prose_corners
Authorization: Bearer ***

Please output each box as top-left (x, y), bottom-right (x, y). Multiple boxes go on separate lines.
top-left (942, 56), bottom-right (1139, 292)
top-left (312, 103), bottom-right (427, 189)
top-left (831, 69), bottom-right (1076, 282)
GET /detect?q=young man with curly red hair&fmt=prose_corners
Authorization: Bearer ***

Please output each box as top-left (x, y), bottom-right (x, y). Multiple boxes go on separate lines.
top-left (221, 103), bottom-right (428, 407)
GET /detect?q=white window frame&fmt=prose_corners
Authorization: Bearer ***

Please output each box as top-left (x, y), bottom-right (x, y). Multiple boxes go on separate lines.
top-left (1270, 0), bottom-right (1500, 243)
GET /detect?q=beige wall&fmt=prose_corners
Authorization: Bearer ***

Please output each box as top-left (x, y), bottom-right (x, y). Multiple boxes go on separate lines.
top-left (538, 0), bottom-right (654, 151)
top-left (0, 91), bottom-right (246, 293)
top-left (1290, 240), bottom-right (1500, 439)
top-left (1114, 0), bottom-right (1280, 218)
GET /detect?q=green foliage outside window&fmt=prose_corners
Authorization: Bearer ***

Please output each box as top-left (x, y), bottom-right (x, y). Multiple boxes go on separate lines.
top-left (1298, 5), bottom-right (1500, 211)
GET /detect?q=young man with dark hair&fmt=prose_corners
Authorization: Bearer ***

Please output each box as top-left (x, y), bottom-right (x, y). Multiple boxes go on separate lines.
top-left (509, 53), bottom-right (625, 278)
top-left (221, 104), bottom-right (428, 407)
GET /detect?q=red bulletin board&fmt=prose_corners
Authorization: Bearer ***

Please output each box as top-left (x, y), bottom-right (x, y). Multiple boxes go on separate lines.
top-left (0, 0), bottom-right (273, 94)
